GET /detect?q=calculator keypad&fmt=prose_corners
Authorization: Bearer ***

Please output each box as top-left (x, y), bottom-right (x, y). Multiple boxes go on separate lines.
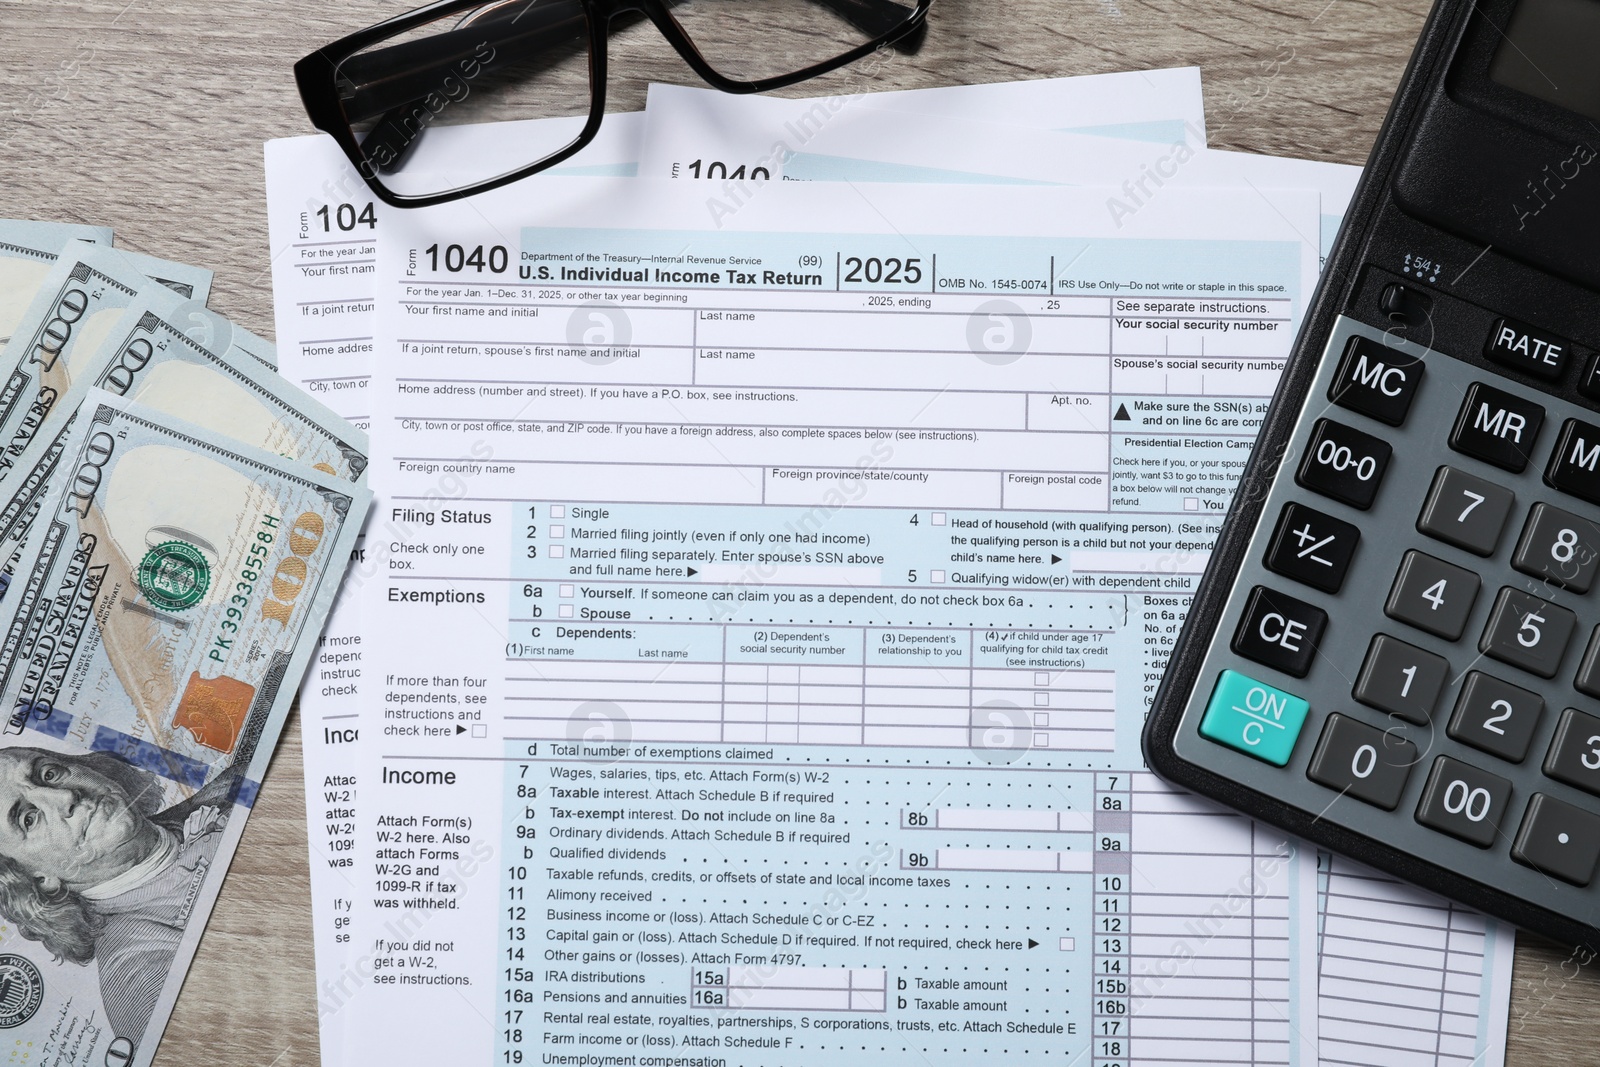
top-left (1173, 316), bottom-right (1600, 934)
top-left (1575, 627), bottom-right (1600, 699)
top-left (1545, 418), bottom-right (1600, 504)
top-left (1230, 586), bottom-right (1327, 678)
top-left (1306, 713), bottom-right (1416, 809)
top-left (1197, 670), bottom-right (1310, 767)
top-left (1478, 587), bottom-right (1575, 678)
top-left (1486, 317), bottom-right (1572, 380)
top-left (1543, 708), bottom-right (1600, 797)
top-left (1511, 502), bottom-right (1600, 591)
top-left (1447, 672), bottom-right (1543, 762)
top-left (1511, 793), bottom-right (1600, 886)
top-left (1353, 633), bottom-right (1449, 725)
top-left (1329, 335), bottom-right (1424, 425)
top-left (1264, 502), bottom-right (1360, 593)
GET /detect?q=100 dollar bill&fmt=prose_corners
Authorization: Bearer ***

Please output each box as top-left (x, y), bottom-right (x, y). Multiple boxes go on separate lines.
top-left (0, 251), bottom-right (270, 481)
top-left (0, 391), bottom-right (369, 1066)
top-left (0, 245), bottom-right (220, 474)
top-left (0, 218), bottom-right (112, 345)
top-left (0, 282), bottom-right (367, 602)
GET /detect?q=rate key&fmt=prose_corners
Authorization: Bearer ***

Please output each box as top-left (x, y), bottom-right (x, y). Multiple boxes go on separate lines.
top-left (1486, 317), bottom-right (1571, 380)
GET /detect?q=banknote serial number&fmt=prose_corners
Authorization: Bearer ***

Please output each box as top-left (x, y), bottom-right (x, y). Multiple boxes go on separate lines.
top-left (224, 518), bottom-right (279, 632)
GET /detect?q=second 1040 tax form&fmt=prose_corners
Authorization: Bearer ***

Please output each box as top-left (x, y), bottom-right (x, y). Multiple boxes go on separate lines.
top-left (346, 176), bottom-right (1326, 1066)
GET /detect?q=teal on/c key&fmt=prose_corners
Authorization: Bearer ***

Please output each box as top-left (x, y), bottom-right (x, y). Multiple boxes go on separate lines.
top-left (1199, 669), bottom-right (1311, 766)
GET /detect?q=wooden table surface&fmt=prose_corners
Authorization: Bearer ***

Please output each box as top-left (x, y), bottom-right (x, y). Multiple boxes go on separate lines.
top-left (1, 0), bottom-right (1596, 1062)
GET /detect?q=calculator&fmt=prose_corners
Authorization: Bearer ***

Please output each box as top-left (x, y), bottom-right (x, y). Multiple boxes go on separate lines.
top-left (1142, 0), bottom-right (1600, 948)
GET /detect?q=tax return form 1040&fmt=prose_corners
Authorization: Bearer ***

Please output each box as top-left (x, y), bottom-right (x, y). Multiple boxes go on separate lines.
top-left (265, 75), bottom-right (1209, 1067)
top-left (341, 175), bottom-right (1327, 1066)
top-left (264, 70), bottom-right (1214, 1067)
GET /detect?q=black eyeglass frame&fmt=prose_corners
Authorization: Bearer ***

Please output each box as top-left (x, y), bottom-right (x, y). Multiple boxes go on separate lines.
top-left (295, 0), bottom-right (933, 208)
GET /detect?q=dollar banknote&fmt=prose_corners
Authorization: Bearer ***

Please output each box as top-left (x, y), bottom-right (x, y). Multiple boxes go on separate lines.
top-left (0, 390), bottom-right (369, 1066)
top-left (0, 219), bottom-right (112, 345)
top-left (1, 228), bottom-right (212, 353)
top-left (0, 248), bottom-right (259, 482)
top-left (0, 282), bottom-right (367, 602)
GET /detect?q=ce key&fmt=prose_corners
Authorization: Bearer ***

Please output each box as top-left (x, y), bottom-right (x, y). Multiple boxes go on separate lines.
top-left (1231, 586), bottom-right (1330, 678)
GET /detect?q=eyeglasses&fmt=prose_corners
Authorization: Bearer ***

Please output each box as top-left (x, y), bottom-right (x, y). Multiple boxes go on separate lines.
top-left (294, 0), bottom-right (931, 208)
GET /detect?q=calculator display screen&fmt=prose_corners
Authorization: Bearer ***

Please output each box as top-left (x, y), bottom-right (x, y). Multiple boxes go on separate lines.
top-left (1490, 0), bottom-right (1600, 121)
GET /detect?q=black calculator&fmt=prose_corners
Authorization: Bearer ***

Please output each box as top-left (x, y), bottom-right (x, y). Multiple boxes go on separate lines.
top-left (1143, 0), bottom-right (1600, 948)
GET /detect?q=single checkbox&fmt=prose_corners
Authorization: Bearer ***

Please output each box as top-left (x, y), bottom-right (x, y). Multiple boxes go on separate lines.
top-left (550, 524), bottom-right (565, 538)
top-left (932, 512), bottom-right (947, 525)
top-left (550, 545), bottom-right (565, 558)
top-left (550, 505), bottom-right (566, 518)
top-left (559, 604), bottom-right (574, 618)
top-left (560, 584), bottom-right (575, 597)
top-left (931, 569), bottom-right (946, 583)
top-left (1033, 692), bottom-right (1049, 706)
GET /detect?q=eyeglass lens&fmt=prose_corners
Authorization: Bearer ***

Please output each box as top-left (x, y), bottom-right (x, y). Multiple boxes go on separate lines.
top-left (335, 0), bottom-right (596, 200)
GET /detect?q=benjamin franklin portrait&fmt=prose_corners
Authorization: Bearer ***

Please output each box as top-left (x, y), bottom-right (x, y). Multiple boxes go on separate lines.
top-left (0, 746), bottom-right (237, 1043)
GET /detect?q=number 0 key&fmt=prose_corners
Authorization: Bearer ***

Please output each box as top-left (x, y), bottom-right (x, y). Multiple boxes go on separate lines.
top-left (1307, 713), bottom-right (1417, 810)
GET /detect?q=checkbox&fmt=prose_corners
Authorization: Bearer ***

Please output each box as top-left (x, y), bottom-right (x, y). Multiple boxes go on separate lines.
top-left (559, 604), bottom-right (574, 618)
top-left (1034, 671), bottom-right (1050, 686)
top-left (550, 505), bottom-right (566, 518)
top-left (560, 584), bottom-right (575, 597)
top-left (1184, 497), bottom-right (1199, 512)
top-left (931, 569), bottom-right (946, 583)
top-left (1033, 712), bottom-right (1048, 727)
top-left (932, 512), bottom-right (946, 526)
top-left (1058, 937), bottom-right (1075, 951)
top-left (550, 545), bottom-right (565, 558)
top-left (1033, 732), bottom-right (1049, 747)
top-left (471, 723), bottom-right (487, 738)
top-left (550, 525), bottom-right (565, 539)
top-left (1033, 692), bottom-right (1049, 706)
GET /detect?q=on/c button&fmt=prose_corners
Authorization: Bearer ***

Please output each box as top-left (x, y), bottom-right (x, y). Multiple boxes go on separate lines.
top-left (1199, 669), bottom-right (1311, 766)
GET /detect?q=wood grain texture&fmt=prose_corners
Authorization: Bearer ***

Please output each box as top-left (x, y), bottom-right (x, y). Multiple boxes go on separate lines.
top-left (0, 0), bottom-right (1593, 1062)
